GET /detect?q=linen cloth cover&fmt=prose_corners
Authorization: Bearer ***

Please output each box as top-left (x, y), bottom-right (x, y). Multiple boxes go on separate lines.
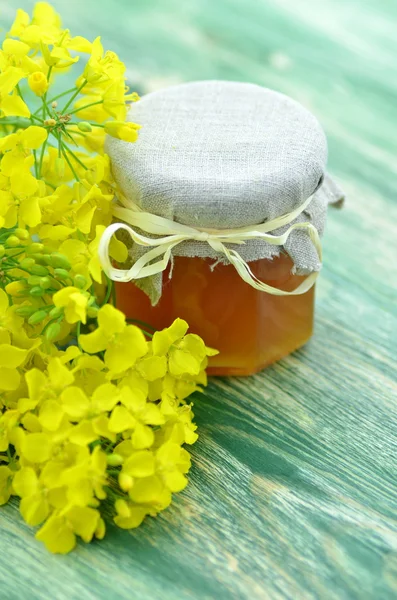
top-left (105, 81), bottom-right (344, 303)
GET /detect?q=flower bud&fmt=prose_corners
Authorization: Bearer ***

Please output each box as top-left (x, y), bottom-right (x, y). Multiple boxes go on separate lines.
top-left (73, 274), bottom-right (87, 289)
top-left (87, 306), bottom-right (99, 319)
top-left (95, 517), bottom-right (106, 540)
top-left (106, 453), bottom-right (124, 467)
top-left (104, 120), bottom-right (141, 143)
top-left (39, 276), bottom-right (52, 289)
top-left (50, 253), bottom-right (71, 270)
top-left (28, 310), bottom-right (48, 325)
top-left (77, 121), bottom-right (93, 132)
top-left (118, 472), bottom-right (133, 492)
top-left (14, 228), bottom-right (29, 240)
top-left (5, 281), bottom-right (28, 296)
top-left (6, 235), bottom-right (20, 247)
top-left (45, 322), bottom-right (61, 342)
top-left (32, 253), bottom-right (51, 266)
top-left (44, 118), bottom-right (57, 127)
top-left (26, 243), bottom-right (44, 254)
top-left (49, 306), bottom-right (64, 318)
top-left (30, 286), bottom-right (45, 297)
top-left (53, 268), bottom-right (70, 280)
top-left (15, 305), bottom-right (36, 317)
top-left (30, 264), bottom-right (49, 276)
top-left (51, 101), bottom-right (58, 109)
top-left (55, 157), bottom-right (65, 178)
top-left (20, 257), bottom-right (35, 270)
top-left (115, 499), bottom-right (131, 518)
top-left (27, 275), bottom-right (42, 286)
top-left (28, 71), bottom-right (49, 97)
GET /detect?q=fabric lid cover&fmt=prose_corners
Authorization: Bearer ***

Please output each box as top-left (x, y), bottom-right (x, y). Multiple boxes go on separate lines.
top-left (106, 80), bottom-right (344, 303)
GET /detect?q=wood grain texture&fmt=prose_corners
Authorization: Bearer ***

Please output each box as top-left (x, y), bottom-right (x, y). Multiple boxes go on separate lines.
top-left (0, 0), bottom-right (396, 599)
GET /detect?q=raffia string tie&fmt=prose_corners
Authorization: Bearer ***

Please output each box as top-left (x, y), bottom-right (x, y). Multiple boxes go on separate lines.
top-left (98, 193), bottom-right (322, 296)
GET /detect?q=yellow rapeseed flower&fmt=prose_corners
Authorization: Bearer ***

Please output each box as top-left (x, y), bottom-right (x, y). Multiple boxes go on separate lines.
top-left (104, 120), bottom-right (141, 143)
top-left (80, 304), bottom-right (148, 374)
top-left (28, 71), bottom-right (49, 96)
top-left (0, 1), bottom-right (210, 556)
top-left (53, 286), bottom-right (88, 324)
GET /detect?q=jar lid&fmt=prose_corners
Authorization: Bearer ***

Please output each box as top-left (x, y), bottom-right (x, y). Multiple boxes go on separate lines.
top-left (104, 81), bottom-right (344, 303)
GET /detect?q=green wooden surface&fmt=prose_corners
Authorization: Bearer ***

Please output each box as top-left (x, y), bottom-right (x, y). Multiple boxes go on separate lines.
top-left (1, 0), bottom-right (397, 598)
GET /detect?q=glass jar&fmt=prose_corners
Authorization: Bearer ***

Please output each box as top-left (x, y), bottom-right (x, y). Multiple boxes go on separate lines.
top-left (115, 253), bottom-right (314, 376)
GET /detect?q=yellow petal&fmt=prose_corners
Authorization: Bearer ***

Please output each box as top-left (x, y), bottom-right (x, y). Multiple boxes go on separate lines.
top-left (25, 368), bottom-right (46, 401)
top-left (47, 358), bottom-right (74, 388)
top-left (12, 467), bottom-right (38, 498)
top-left (105, 326), bottom-right (148, 374)
top-left (0, 367), bottom-right (21, 391)
top-left (97, 304), bottom-right (125, 335)
top-left (152, 318), bottom-right (189, 356)
top-left (0, 465), bottom-right (13, 505)
top-left (129, 475), bottom-right (171, 509)
top-left (131, 423), bottom-right (154, 450)
top-left (2, 39), bottom-right (30, 57)
top-left (39, 400), bottom-right (64, 431)
top-left (0, 344), bottom-right (27, 368)
top-left (0, 67), bottom-right (24, 95)
top-left (68, 421), bottom-right (96, 446)
top-left (137, 355), bottom-right (167, 382)
top-left (79, 328), bottom-right (108, 354)
top-left (10, 171), bottom-right (38, 196)
top-left (169, 348), bottom-right (201, 377)
top-left (21, 432), bottom-right (51, 463)
top-left (65, 506), bottom-right (100, 543)
top-left (123, 450), bottom-right (155, 478)
top-left (162, 470), bottom-right (188, 493)
top-left (0, 93), bottom-right (30, 118)
top-left (21, 125), bottom-right (48, 149)
top-left (36, 515), bottom-right (76, 554)
top-left (114, 506), bottom-right (147, 529)
top-left (20, 492), bottom-right (50, 526)
top-left (19, 196), bottom-right (41, 227)
top-left (67, 36), bottom-right (92, 53)
top-left (61, 387), bottom-right (89, 419)
top-left (108, 405), bottom-right (136, 433)
top-left (0, 289), bottom-right (9, 314)
top-left (141, 403), bottom-right (165, 426)
top-left (109, 237), bottom-right (128, 262)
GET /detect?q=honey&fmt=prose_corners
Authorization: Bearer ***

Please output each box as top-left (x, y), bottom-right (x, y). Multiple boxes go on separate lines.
top-left (116, 253), bottom-right (315, 376)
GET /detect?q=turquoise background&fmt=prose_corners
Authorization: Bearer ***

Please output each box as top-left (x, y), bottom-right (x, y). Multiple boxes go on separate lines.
top-left (0, 1), bottom-right (396, 599)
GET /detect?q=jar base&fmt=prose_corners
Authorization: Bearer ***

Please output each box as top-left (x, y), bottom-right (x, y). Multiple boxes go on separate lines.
top-left (206, 331), bottom-right (313, 377)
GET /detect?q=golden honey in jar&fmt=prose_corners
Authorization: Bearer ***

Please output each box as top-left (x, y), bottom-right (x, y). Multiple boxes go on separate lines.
top-left (103, 81), bottom-right (343, 376)
top-left (115, 255), bottom-right (314, 376)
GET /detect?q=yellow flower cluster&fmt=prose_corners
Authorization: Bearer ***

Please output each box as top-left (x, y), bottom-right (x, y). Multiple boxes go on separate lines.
top-left (0, 3), bottom-right (215, 554)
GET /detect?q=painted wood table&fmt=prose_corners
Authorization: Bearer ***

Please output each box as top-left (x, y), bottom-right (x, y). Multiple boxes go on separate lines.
top-left (1, 0), bottom-right (396, 598)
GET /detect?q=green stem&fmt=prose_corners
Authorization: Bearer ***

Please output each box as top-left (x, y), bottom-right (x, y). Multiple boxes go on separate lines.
top-left (102, 275), bottom-right (113, 306)
top-left (33, 88), bottom-right (75, 115)
top-left (62, 79), bottom-right (88, 113)
top-left (38, 138), bottom-right (48, 179)
top-left (125, 318), bottom-right (156, 331)
top-left (60, 140), bottom-right (88, 171)
top-left (68, 100), bottom-right (103, 116)
top-left (111, 278), bottom-right (117, 306)
top-left (76, 321), bottom-right (82, 350)
top-left (64, 129), bottom-right (87, 138)
top-left (33, 149), bottom-right (38, 178)
top-left (60, 142), bottom-right (80, 182)
top-left (30, 114), bottom-right (44, 123)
